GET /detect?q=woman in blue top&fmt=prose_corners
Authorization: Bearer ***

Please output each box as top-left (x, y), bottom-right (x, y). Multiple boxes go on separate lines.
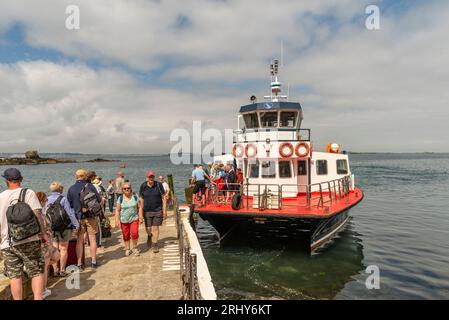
top-left (114, 183), bottom-right (143, 256)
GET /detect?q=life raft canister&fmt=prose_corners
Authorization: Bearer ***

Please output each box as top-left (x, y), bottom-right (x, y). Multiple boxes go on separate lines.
top-left (232, 144), bottom-right (244, 158)
top-left (279, 142), bottom-right (294, 158)
top-left (295, 142), bottom-right (310, 157)
top-left (245, 144), bottom-right (258, 158)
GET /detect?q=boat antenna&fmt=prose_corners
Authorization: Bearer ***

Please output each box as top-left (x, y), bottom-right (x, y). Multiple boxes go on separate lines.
top-left (264, 58), bottom-right (288, 102)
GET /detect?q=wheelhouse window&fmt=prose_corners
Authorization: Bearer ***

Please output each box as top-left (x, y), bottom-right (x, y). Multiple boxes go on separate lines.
top-left (260, 111), bottom-right (278, 128)
top-left (243, 113), bottom-right (259, 129)
top-left (261, 160), bottom-right (276, 178)
top-left (298, 160), bottom-right (307, 176)
top-left (336, 159), bottom-right (349, 175)
top-left (248, 160), bottom-right (259, 178)
top-left (316, 160), bottom-right (328, 175)
top-left (280, 111), bottom-right (297, 127)
top-left (279, 161), bottom-right (292, 178)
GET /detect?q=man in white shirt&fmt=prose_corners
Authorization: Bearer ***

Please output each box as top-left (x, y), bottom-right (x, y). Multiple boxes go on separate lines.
top-left (0, 168), bottom-right (47, 300)
top-left (158, 175), bottom-right (170, 197)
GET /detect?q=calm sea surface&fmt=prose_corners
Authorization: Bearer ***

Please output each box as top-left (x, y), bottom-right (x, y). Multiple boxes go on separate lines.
top-left (1, 153), bottom-right (448, 299)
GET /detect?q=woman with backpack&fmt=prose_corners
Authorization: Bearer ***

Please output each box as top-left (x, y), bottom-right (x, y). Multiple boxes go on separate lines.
top-left (43, 182), bottom-right (80, 278)
top-left (36, 191), bottom-right (60, 300)
top-left (115, 182), bottom-right (143, 256)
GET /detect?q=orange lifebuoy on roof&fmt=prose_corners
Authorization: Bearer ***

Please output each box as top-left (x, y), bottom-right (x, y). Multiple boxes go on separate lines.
top-left (279, 142), bottom-right (294, 158)
top-left (295, 142), bottom-right (310, 157)
top-left (232, 144), bottom-right (244, 158)
top-left (245, 144), bottom-right (258, 158)
top-left (325, 143), bottom-right (341, 153)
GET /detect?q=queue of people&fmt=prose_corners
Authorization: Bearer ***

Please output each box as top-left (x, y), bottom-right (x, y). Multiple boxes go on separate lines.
top-left (0, 167), bottom-right (170, 300)
top-left (191, 163), bottom-right (243, 205)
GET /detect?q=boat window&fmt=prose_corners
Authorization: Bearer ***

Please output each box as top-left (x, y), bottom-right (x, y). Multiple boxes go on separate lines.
top-left (260, 112), bottom-right (278, 128)
top-left (298, 160), bottom-right (307, 176)
top-left (261, 160), bottom-right (276, 178)
top-left (316, 160), bottom-right (328, 175)
top-left (280, 111), bottom-right (297, 127)
top-left (248, 160), bottom-right (259, 178)
top-left (243, 113), bottom-right (259, 129)
top-left (336, 159), bottom-right (348, 175)
top-left (279, 161), bottom-right (292, 178)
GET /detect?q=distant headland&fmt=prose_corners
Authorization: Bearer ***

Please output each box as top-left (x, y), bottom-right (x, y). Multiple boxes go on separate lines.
top-left (0, 150), bottom-right (117, 166)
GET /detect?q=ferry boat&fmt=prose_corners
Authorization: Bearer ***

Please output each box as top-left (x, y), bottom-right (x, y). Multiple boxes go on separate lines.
top-left (194, 59), bottom-right (364, 253)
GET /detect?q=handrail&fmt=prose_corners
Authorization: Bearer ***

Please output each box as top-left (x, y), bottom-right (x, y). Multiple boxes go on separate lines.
top-left (175, 200), bottom-right (216, 300)
top-left (202, 175), bottom-right (353, 210)
top-left (233, 128), bottom-right (311, 142)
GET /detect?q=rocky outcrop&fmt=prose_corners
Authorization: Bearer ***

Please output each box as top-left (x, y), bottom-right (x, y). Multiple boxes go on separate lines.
top-left (25, 150), bottom-right (40, 160)
top-left (0, 152), bottom-right (118, 166)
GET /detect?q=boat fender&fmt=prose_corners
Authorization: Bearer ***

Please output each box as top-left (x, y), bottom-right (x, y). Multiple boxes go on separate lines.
top-left (231, 193), bottom-right (242, 210)
top-left (279, 142), bottom-right (294, 158)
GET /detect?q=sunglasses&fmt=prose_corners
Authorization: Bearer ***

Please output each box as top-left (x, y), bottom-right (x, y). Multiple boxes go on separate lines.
top-left (123, 188), bottom-right (131, 191)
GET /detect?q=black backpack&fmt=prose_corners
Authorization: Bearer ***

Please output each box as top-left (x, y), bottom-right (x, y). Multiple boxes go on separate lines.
top-left (46, 196), bottom-right (72, 235)
top-left (6, 188), bottom-right (41, 244)
top-left (79, 183), bottom-right (102, 218)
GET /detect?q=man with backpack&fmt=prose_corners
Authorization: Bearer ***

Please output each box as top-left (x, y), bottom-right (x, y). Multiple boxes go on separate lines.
top-left (0, 168), bottom-right (47, 300)
top-left (44, 181), bottom-right (79, 277)
top-left (138, 171), bottom-right (166, 253)
top-left (67, 169), bottom-right (102, 269)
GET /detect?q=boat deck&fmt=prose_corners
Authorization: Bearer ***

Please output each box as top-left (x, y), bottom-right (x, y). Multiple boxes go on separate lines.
top-left (195, 187), bottom-right (363, 219)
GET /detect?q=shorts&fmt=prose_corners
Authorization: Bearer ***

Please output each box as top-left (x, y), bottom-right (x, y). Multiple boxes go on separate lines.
top-left (193, 180), bottom-right (206, 195)
top-left (80, 217), bottom-right (98, 235)
top-left (120, 220), bottom-right (139, 241)
top-left (53, 229), bottom-right (73, 243)
top-left (144, 211), bottom-right (163, 227)
top-left (1, 240), bottom-right (45, 279)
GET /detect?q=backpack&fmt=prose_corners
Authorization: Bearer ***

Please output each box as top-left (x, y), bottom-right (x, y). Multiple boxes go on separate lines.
top-left (118, 194), bottom-right (138, 205)
top-left (46, 196), bottom-right (72, 235)
top-left (6, 188), bottom-right (41, 244)
top-left (79, 183), bottom-right (102, 218)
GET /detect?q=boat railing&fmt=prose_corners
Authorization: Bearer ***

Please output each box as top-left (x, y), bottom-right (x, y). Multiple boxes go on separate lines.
top-left (233, 128), bottom-right (311, 143)
top-left (279, 175), bottom-right (352, 209)
top-left (204, 175), bottom-right (352, 210)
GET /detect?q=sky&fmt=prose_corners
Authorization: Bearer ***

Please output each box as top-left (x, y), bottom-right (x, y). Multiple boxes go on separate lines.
top-left (0, 0), bottom-right (448, 154)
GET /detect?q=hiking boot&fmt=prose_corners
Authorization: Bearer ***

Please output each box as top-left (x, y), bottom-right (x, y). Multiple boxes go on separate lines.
top-left (76, 264), bottom-right (84, 271)
top-left (91, 261), bottom-right (100, 269)
top-left (125, 249), bottom-right (132, 256)
top-left (133, 248), bottom-right (140, 256)
top-left (153, 242), bottom-right (160, 253)
top-left (147, 234), bottom-right (152, 248)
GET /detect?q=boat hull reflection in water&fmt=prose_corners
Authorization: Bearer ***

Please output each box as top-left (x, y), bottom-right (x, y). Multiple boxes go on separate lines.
top-left (197, 217), bottom-right (364, 299)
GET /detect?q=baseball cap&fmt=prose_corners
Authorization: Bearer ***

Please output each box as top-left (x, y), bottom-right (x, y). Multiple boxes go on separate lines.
top-left (146, 171), bottom-right (156, 177)
top-left (2, 168), bottom-right (23, 181)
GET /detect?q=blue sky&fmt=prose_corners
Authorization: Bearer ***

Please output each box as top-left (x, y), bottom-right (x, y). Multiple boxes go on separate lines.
top-left (0, 0), bottom-right (447, 153)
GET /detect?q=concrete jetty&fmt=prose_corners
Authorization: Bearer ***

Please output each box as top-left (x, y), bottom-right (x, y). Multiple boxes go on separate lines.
top-left (1, 205), bottom-right (216, 300)
top-left (47, 210), bottom-right (182, 300)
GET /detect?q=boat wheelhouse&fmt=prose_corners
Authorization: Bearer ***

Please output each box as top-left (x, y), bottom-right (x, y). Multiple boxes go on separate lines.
top-left (194, 59), bottom-right (364, 253)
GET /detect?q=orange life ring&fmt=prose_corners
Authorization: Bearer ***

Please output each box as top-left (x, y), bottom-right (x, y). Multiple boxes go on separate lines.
top-left (279, 142), bottom-right (294, 158)
top-left (232, 144), bottom-right (244, 158)
top-left (295, 142), bottom-right (310, 157)
top-left (245, 144), bottom-right (258, 158)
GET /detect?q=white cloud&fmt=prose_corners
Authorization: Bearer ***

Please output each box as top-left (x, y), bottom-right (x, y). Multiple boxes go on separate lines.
top-left (0, 0), bottom-right (448, 153)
